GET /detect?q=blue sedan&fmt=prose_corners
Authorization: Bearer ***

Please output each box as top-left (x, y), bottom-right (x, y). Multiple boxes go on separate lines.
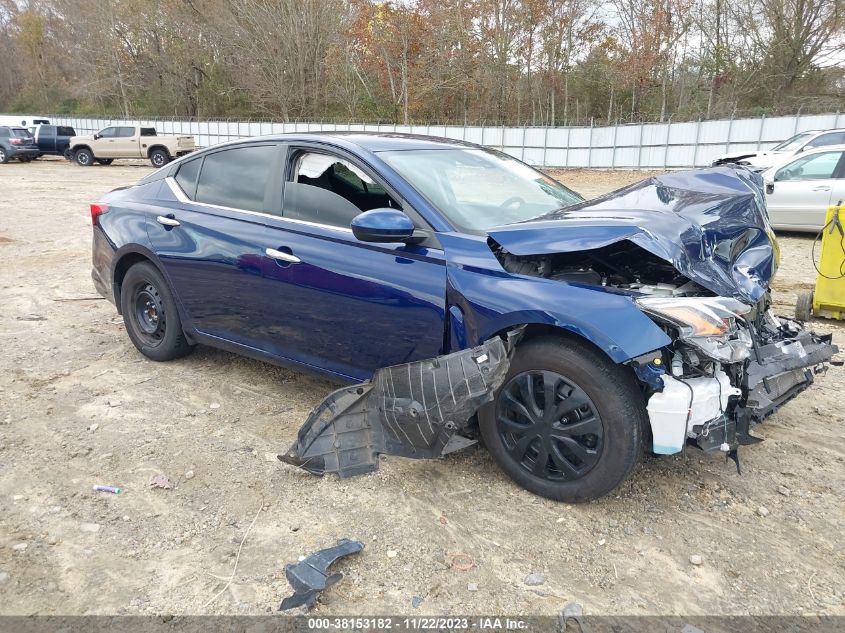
top-left (91, 133), bottom-right (836, 501)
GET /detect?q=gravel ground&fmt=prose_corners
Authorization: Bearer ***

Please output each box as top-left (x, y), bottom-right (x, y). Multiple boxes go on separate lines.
top-left (0, 158), bottom-right (843, 617)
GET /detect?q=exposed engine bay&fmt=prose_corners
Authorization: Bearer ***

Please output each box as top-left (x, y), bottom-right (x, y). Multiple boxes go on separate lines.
top-left (491, 238), bottom-right (711, 298)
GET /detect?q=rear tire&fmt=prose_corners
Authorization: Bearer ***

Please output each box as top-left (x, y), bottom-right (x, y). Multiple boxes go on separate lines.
top-left (0, 147), bottom-right (7, 164)
top-left (120, 262), bottom-right (193, 361)
top-left (478, 335), bottom-right (645, 503)
top-left (795, 290), bottom-right (813, 321)
top-left (150, 148), bottom-right (170, 168)
top-left (74, 148), bottom-right (94, 166)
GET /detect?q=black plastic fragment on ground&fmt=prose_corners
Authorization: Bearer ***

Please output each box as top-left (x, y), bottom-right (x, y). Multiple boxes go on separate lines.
top-left (279, 538), bottom-right (364, 611)
top-left (279, 337), bottom-right (511, 477)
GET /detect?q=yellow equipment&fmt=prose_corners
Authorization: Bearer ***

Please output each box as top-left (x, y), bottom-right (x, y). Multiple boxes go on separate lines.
top-left (796, 203), bottom-right (845, 321)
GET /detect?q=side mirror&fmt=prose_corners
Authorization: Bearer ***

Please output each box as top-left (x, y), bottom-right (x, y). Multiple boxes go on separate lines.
top-left (351, 208), bottom-right (415, 243)
top-left (93, 133), bottom-right (100, 140)
top-left (765, 180), bottom-right (774, 194)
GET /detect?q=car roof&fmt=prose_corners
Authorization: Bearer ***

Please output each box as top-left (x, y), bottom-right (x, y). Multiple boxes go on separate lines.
top-left (807, 129), bottom-right (845, 135)
top-left (260, 132), bottom-right (477, 152)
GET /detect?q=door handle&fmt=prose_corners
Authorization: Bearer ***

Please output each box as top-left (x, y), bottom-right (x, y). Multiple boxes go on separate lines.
top-left (265, 247), bottom-right (301, 264)
top-left (156, 215), bottom-right (180, 227)
top-left (812, 186), bottom-right (831, 192)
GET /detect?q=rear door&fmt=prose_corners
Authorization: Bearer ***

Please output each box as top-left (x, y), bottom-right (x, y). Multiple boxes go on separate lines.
top-left (112, 126), bottom-right (139, 157)
top-left (36, 125), bottom-right (56, 152)
top-left (766, 150), bottom-right (843, 230)
top-left (146, 142), bottom-right (286, 351)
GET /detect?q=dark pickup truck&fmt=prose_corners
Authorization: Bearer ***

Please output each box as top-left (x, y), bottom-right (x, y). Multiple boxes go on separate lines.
top-left (28, 124), bottom-right (77, 159)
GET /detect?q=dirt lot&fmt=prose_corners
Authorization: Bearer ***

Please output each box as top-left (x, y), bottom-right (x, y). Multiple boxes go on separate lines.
top-left (1, 159), bottom-right (843, 617)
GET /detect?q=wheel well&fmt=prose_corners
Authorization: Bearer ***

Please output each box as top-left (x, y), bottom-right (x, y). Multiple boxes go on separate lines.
top-left (147, 145), bottom-right (170, 157)
top-left (112, 252), bottom-right (153, 312)
top-left (73, 145), bottom-right (91, 154)
top-left (491, 323), bottom-right (618, 363)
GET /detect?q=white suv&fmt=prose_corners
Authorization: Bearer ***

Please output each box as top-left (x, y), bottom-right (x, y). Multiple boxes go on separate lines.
top-left (713, 128), bottom-right (845, 171)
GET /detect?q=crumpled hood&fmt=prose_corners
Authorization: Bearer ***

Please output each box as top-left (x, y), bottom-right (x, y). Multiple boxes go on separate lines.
top-left (487, 167), bottom-right (779, 303)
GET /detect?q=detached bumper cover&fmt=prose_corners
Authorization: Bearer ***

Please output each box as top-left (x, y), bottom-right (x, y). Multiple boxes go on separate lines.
top-left (279, 337), bottom-right (511, 477)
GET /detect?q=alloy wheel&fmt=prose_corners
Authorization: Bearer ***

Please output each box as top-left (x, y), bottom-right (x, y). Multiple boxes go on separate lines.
top-left (496, 370), bottom-right (604, 481)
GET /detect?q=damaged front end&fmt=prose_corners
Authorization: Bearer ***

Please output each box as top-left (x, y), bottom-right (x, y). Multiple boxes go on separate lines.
top-left (632, 297), bottom-right (837, 458)
top-left (279, 336), bottom-right (513, 477)
top-left (487, 167), bottom-right (838, 460)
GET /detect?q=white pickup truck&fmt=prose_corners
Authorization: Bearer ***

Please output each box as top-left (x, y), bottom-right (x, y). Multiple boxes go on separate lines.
top-left (69, 125), bottom-right (195, 167)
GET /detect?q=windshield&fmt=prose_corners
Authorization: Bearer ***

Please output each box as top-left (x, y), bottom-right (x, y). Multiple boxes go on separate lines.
top-left (379, 148), bottom-right (582, 232)
top-left (11, 128), bottom-right (32, 138)
top-left (772, 132), bottom-right (814, 151)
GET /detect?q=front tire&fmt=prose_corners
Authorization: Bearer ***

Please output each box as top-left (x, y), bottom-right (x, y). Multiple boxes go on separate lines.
top-left (120, 262), bottom-right (193, 361)
top-left (74, 148), bottom-right (94, 166)
top-left (150, 149), bottom-right (170, 168)
top-left (478, 335), bottom-right (645, 503)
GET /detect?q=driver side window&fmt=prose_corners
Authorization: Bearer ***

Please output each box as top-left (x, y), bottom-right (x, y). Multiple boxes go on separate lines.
top-left (283, 151), bottom-right (400, 229)
top-left (775, 151), bottom-right (842, 182)
top-left (98, 127), bottom-right (117, 138)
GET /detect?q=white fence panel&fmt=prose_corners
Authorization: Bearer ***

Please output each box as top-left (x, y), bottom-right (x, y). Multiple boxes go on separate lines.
top-left (33, 111), bottom-right (843, 168)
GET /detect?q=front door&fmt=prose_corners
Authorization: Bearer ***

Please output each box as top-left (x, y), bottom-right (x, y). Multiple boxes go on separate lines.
top-left (767, 150), bottom-right (845, 229)
top-left (111, 126), bottom-right (139, 158)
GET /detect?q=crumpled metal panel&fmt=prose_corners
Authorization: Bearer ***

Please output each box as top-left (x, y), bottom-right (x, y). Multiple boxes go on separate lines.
top-left (487, 166), bottom-right (779, 303)
top-left (279, 337), bottom-right (511, 477)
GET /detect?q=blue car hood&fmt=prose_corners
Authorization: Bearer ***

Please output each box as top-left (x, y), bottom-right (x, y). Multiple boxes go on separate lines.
top-left (487, 167), bottom-right (779, 303)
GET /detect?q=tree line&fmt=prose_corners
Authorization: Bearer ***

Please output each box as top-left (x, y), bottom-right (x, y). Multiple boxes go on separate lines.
top-left (0, 0), bottom-right (842, 125)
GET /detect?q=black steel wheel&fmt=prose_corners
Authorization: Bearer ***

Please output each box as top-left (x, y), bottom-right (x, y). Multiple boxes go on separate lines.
top-left (120, 261), bottom-right (193, 361)
top-left (132, 283), bottom-right (167, 347)
top-left (496, 370), bottom-right (603, 481)
top-left (479, 335), bottom-right (646, 502)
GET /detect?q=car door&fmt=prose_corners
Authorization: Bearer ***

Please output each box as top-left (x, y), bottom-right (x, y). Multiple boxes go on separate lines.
top-left (146, 142), bottom-right (287, 352)
top-left (92, 126), bottom-right (118, 156)
top-left (111, 126), bottom-right (139, 157)
top-left (254, 146), bottom-right (447, 380)
top-left (766, 150), bottom-right (844, 230)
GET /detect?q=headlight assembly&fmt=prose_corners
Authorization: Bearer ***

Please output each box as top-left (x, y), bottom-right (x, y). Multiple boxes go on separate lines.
top-left (637, 297), bottom-right (753, 363)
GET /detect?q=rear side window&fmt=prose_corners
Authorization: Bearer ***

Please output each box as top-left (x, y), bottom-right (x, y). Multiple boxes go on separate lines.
top-left (117, 127), bottom-right (135, 138)
top-left (140, 128), bottom-right (157, 136)
top-left (195, 145), bottom-right (277, 212)
top-left (174, 158), bottom-right (201, 198)
top-left (58, 126), bottom-right (75, 136)
top-left (0, 127), bottom-right (8, 138)
top-left (808, 132), bottom-right (845, 149)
